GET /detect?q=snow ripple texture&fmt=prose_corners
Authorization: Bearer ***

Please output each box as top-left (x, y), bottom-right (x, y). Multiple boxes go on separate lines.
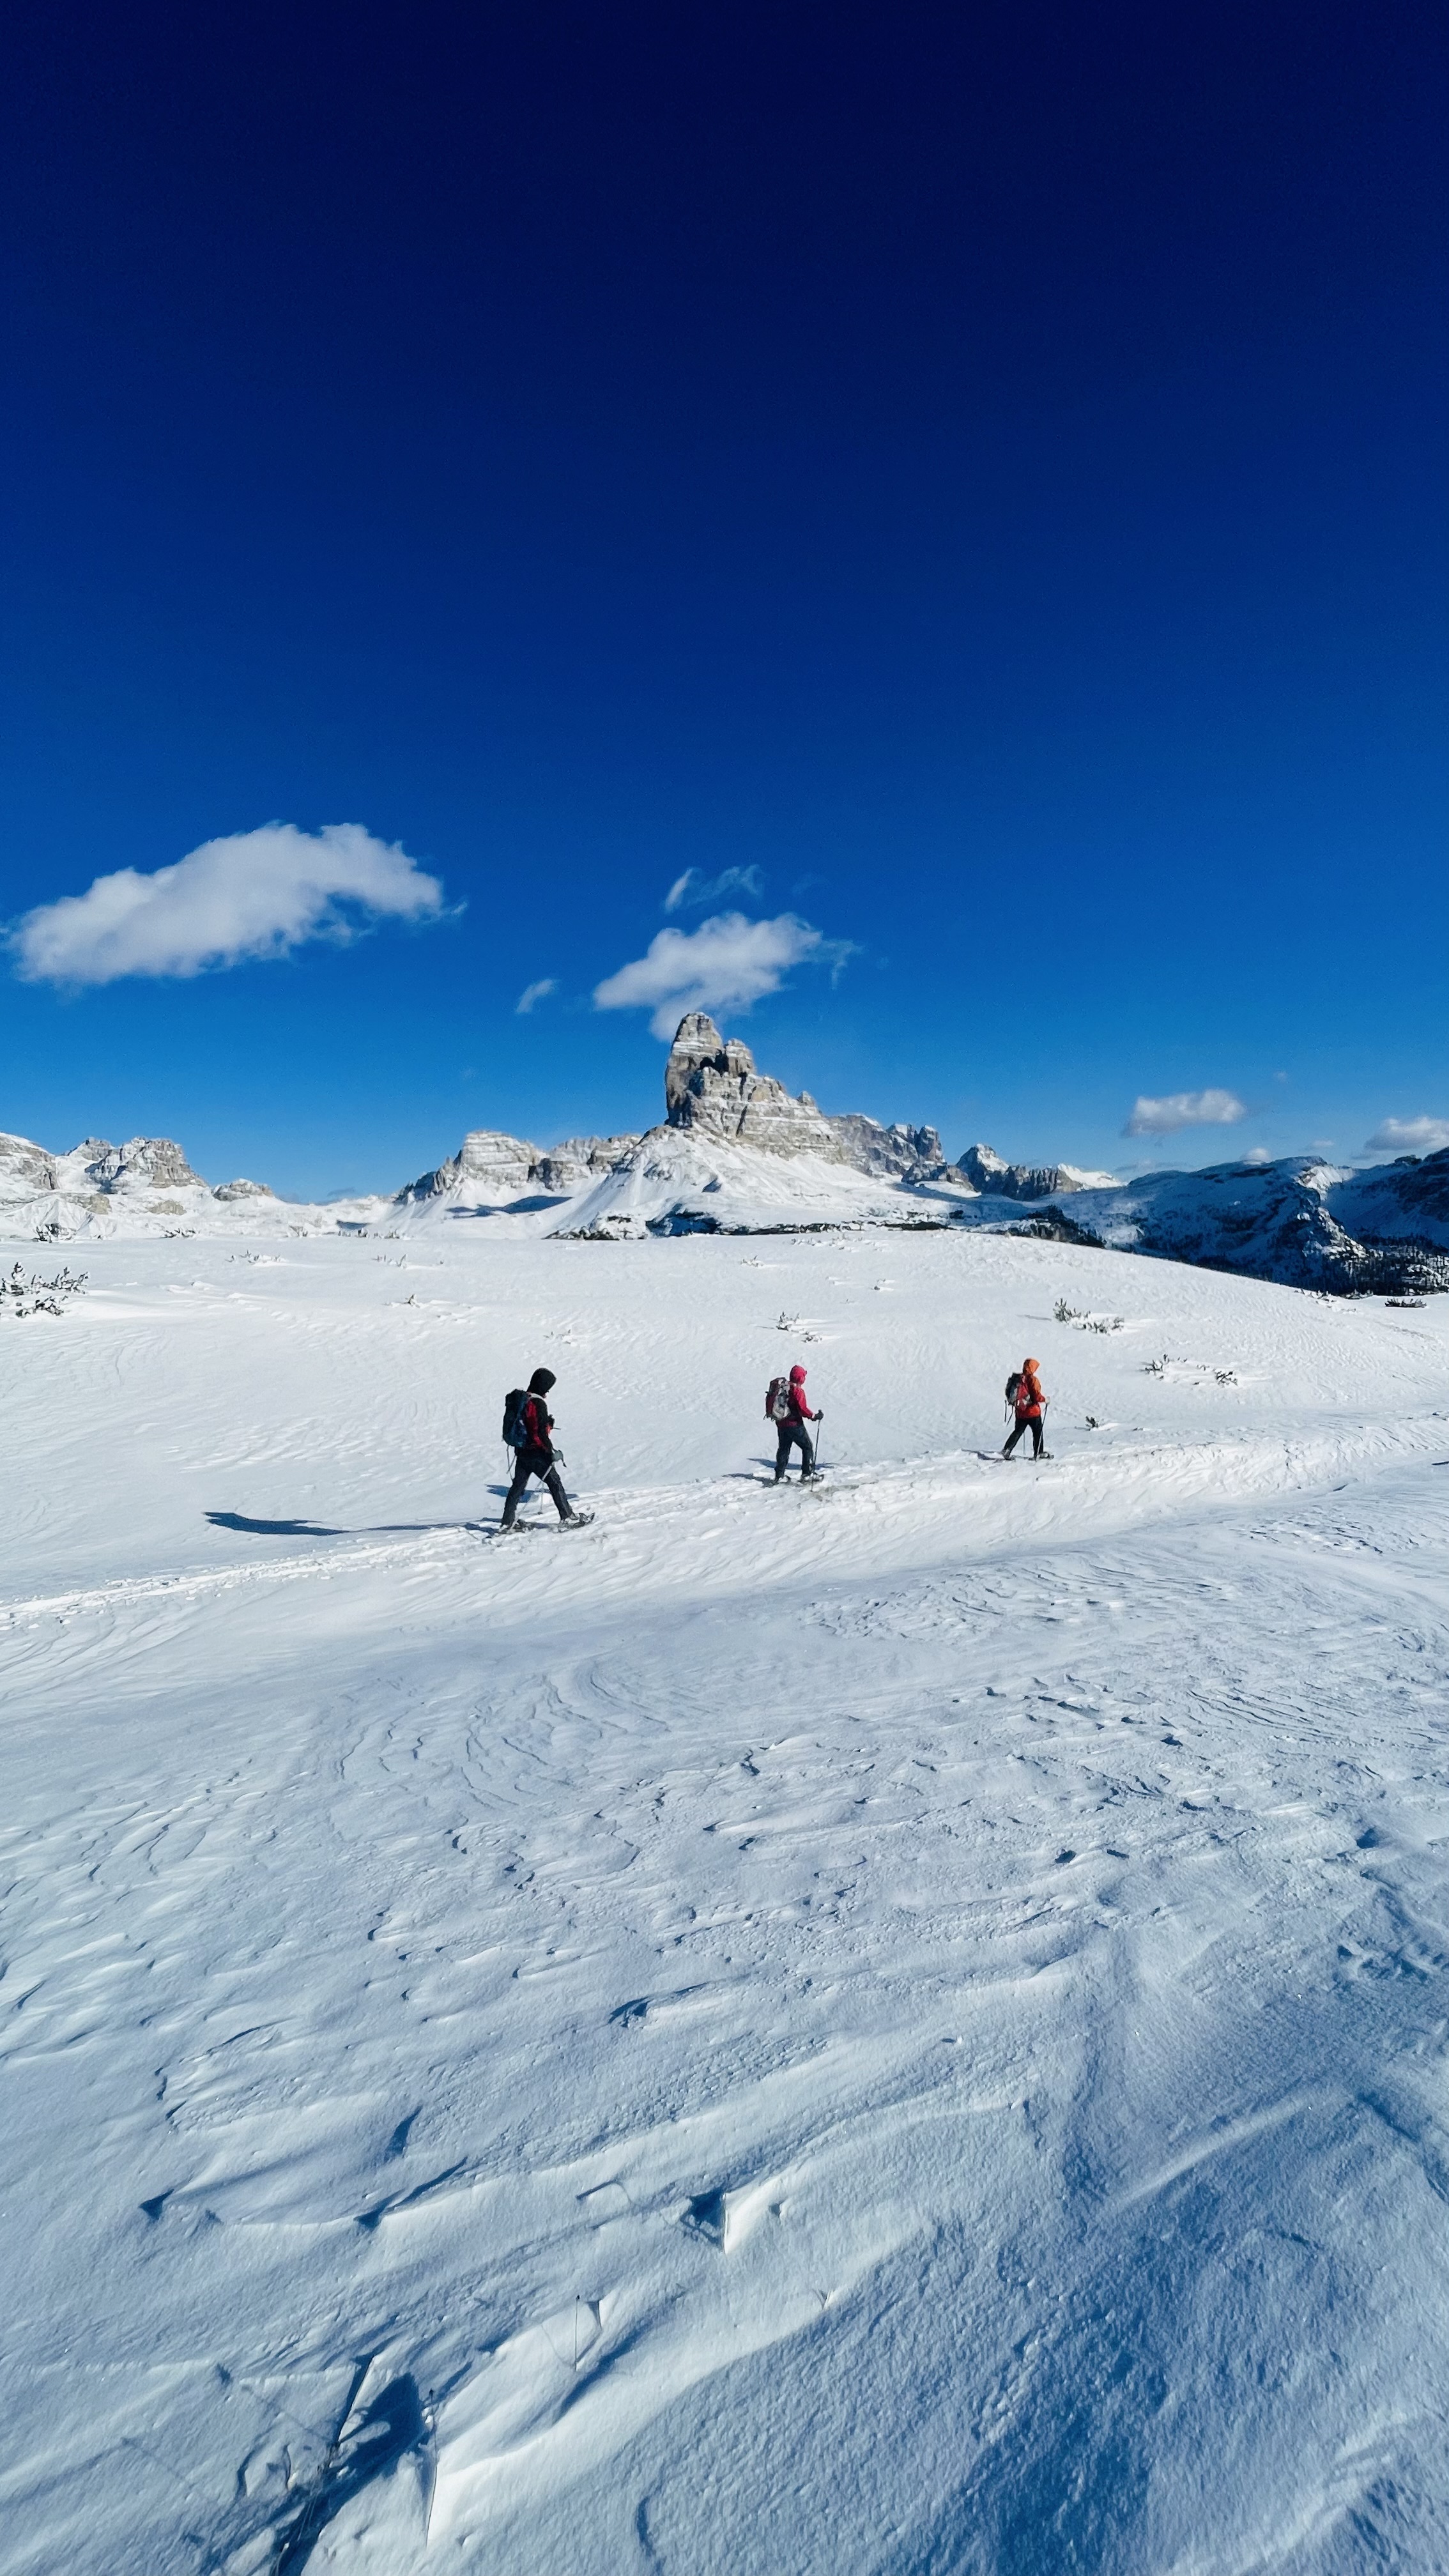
top-left (3, 1230), bottom-right (1448, 2573)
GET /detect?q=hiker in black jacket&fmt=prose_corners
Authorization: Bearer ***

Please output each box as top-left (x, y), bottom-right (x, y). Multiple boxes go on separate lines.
top-left (500, 1367), bottom-right (581, 1528)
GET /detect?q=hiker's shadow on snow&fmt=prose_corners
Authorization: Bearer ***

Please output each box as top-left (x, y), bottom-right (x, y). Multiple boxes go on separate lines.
top-left (206, 1511), bottom-right (479, 1538)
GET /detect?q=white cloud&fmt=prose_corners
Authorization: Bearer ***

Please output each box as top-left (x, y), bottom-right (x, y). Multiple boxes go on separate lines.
top-left (1123, 1087), bottom-right (1248, 1137)
top-left (515, 977), bottom-right (556, 1015)
top-left (1363, 1114), bottom-right (1449, 1157)
top-left (8, 822), bottom-right (445, 986)
top-left (594, 909), bottom-right (838, 1041)
top-left (1241, 1146), bottom-right (1273, 1165)
top-left (664, 864), bottom-right (764, 914)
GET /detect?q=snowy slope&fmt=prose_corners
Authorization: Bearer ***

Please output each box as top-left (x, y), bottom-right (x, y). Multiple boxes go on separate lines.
top-left (547, 1124), bottom-right (969, 1236)
top-left (4, 1229), bottom-right (1449, 2572)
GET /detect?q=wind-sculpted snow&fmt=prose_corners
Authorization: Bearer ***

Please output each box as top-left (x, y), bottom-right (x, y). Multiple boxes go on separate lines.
top-left (4, 1230), bottom-right (1449, 2571)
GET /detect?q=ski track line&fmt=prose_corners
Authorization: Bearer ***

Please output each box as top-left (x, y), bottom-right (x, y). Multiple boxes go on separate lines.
top-left (2, 1413), bottom-right (1442, 1643)
top-left (0, 1528), bottom-right (470, 1632)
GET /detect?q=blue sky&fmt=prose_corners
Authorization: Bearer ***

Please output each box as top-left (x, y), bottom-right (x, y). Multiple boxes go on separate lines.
top-left (2, 1), bottom-right (1445, 1197)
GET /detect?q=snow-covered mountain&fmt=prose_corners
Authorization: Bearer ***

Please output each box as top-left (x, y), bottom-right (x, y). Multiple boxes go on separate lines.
top-left (540, 1012), bottom-right (965, 1236)
top-left (394, 1126), bottom-right (643, 1216)
top-left (957, 1140), bottom-right (1119, 1197)
top-left (4, 1016), bottom-right (1448, 1291)
top-left (0, 1126), bottom-right (388, 1241)
top-left (1046, 1153), bottom-right (1449, 1294)
top-left (393, 1011), bottom-right (959, 1230)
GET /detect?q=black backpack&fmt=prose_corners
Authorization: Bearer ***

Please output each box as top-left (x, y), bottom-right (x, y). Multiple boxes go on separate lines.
top-left (1005, 1370), bottom-right (1022, 1405)
top-left (502, 1388), bottom-right (530, 1448)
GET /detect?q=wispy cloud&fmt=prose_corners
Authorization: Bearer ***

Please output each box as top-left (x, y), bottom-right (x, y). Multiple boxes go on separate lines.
top-left (1363, 1114), bottom-right (1449, 1157)
top-left (1124, 1087), bottom-right (1247, 1137)
top-left (8, 823), bottom-right (446, 986)
top-left (664, 865), bottom-right (763, 914)
top-left (594, 909), bottom-right (847, 1040)
top-left (515, 977), bottom-right (556, 1015)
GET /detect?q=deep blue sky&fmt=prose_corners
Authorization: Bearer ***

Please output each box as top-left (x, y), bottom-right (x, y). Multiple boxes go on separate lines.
top-left (2, 0), bottom-right (1445, 1195)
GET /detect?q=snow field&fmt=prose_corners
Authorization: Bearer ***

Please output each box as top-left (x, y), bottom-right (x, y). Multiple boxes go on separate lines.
top-left (3, 1232), bottom-right (1449, 2572)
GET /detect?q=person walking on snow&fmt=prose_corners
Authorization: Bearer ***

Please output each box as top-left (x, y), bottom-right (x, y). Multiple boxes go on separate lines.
top-left (772, 1363), bottom-right (822, 1482)
top-left (500, 1368), bottom-right (586, 1528)
top-left (1003, 1358), bottom-right (1048, 1460)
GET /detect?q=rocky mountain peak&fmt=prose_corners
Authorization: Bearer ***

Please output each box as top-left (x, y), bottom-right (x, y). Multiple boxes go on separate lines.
top-left (69, 1136), bottom-right (207, 1192)
top-left (663, 1013), bottom-right (843, 1158)
top-left (659, 1011), bottom-right (954, 1179)
top-left (664, 1015), bottom-right (756, 1118)
top-left (398, 1130), bottom-right (541, 1203)
top-left (1, 1131), bottom-right (59, 1193)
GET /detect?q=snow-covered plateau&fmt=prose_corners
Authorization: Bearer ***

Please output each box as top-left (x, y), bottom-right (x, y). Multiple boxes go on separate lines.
top-left (4, 1218), bottom-right (1449, 2573)
top-left (5, 1012), bottom-right (1447, 1295)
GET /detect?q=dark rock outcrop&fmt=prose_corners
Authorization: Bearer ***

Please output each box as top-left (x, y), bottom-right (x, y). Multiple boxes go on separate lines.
top-left (958, 1143), bottom-right (1091, 1200)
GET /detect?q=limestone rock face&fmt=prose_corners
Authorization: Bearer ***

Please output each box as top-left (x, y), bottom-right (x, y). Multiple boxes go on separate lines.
top-left (533, 1135), bottom-right (641, 1192)
top-left (397, 1130), bottom-right (541, 1204)
top-left (659, 1013), bottom-right (955, 1178)
top-left (67, 1137), bottom-right (208, 1193)
top-left (213, 1178), bottom-right (275, 1201)
top-left (397, 1126), bottom-right (645, 1204)
top-left (662, 1014), bottom-right (850, 1161)
top-left (0, 1131), bottom-right (59, 1197)
top-left (829, 1113), bottom-right (947, 1180)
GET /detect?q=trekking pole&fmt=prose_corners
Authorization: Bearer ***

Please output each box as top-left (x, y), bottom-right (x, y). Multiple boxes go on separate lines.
top-left (815, 1411), bottom-right (824, 1476)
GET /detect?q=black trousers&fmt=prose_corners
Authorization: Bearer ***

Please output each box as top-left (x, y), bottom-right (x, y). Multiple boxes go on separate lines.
top-left (502, 1452), bottom-right (571, 1524)
top-left (1003, 1413), bottom-right (1044, 1457)
top-left (775, 1421), bottom-right (815, 1477)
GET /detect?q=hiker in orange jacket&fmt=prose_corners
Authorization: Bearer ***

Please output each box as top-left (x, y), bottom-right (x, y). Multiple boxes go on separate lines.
top-left (1003, 1358), bottom-right (1048, 1460)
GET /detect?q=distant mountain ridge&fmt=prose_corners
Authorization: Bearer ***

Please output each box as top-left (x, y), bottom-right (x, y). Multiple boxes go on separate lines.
top-left (4, 1013), bottom-right (1447, 1293)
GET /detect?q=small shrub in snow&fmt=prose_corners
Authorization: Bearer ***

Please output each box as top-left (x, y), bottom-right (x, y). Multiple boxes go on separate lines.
top-left (4, 1261), bottom-right (88, 1317)
top-left (1056, 1298), bottom-right (1124, 1333)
